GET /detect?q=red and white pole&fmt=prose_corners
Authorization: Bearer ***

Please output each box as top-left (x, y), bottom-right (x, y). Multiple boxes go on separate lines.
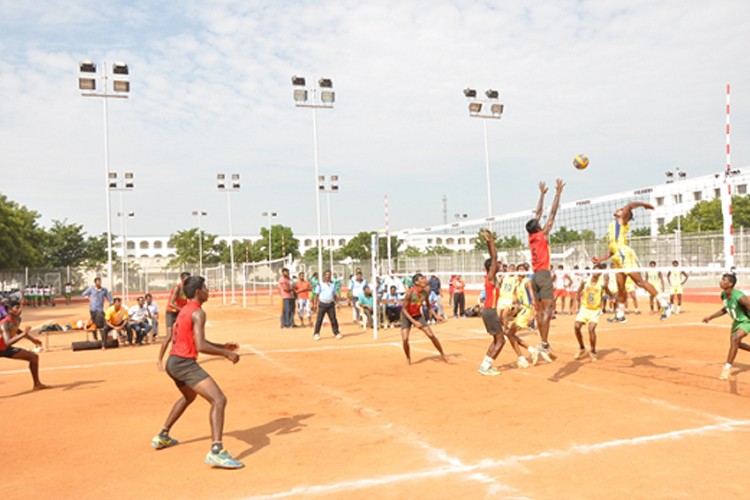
top-left (723, 83), bottom-right (734, 269)
top-left (385, 194), bottom-right (392, 273)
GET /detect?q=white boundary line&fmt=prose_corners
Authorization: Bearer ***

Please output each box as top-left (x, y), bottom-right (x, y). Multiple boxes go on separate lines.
top-left (243, 419), bottom-right (750, 499)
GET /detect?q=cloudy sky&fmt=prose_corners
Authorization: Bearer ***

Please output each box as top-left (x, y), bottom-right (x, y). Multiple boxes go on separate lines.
top-left (1, 0), bottom-right (748, 240)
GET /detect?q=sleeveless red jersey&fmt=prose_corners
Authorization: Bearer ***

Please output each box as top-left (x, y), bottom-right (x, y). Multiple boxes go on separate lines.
top-left (483, 275), bottom-right (496, 310)
top-left (167, 283), bottom-right (188, 313)
top-left (170, 301), bottom-right (201, 359)
top-left (404, 286), bottom-right (424, 318)
top-left (0, 316), bottom-right (14, 350)
top-left (529, 231), bottom-right (550, 272)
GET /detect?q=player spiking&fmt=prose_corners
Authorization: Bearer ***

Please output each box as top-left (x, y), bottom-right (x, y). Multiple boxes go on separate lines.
top-left (593, 202), bottom-right (671, 323)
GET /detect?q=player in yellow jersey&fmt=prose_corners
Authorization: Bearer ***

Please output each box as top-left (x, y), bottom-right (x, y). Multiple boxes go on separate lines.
top-left (573, 263), bottom-right (608, 361)
top-left (666, 260), bottom-right (689, 315)
top-left (496, 263), bottom-right (518, 327)
top-left (646, 261), bottom-right (664, 314)
top-left (503, 262), bottom-right (538, 367)
top-left (624, 276), bottom-right (641, 314)
top-left (593, 201), bottom-right (671, 323)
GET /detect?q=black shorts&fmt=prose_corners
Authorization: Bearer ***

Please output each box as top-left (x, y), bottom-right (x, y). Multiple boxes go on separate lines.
top-left (532, 270), bottom-right (554, 301)
top-left (400, 314), bottom-right (427, 331)
top-left (0, 347), bottom-right (21, 358)
top-left (481, 308), bottom-right (504, 336)
top-left (166, 311), bottom-right (178, 328)
top-left (90, 310), bottom-right (105, 329)
top-left (166, 355), bottom-right (210, 388)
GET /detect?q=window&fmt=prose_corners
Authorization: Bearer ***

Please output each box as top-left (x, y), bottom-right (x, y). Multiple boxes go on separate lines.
top-left (672, 194), bottom-right (683, 204)
top-left (738, 184), bottom-right (747, 195)
top-left (446, 238), bottom-right (454, 245)
top-left (167, 241), bottom-right (175, 249)
top-left (338, 239), bottom-right (346, 246)
top-left (656, 196), bottom-right (664, 207)
top-left (436, 238), bottom-right (442, 245)
top-left (458, 238), bottom-right (465, 245)
top-left (304, 239), bottom-right (312, 246)
top-left (154, 241), bottom-right (163, 249)
top-left (127, 241), bottom-right (136, 250)
top-left (715, 188), bottom-right (721, 199)
top-left (693, 191), bottom-right (702, 201)
top-left (139, 241), bottom-right (149, 249)
top-left (657, 218), bottom-right (665, 227)
top-left (427, 238), bottom-right (433, 245)
top-left (140, 254), bottom-right (149, 259)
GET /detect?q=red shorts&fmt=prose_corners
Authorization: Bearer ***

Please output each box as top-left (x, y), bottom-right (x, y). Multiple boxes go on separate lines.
top-left (553, 289), bottom-right (568, 299)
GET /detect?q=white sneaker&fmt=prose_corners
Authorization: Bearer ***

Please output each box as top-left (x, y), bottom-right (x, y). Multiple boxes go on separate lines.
top-left (574, 348), bottom-right (587, 360)
top-left (335, 334), bottom-right (343, 339)
top-left (517, 356), bottom-right (529, 369)
top-left (313, 334), bottom-right (320, 341)
top-left (720, 366), bottom-right (731, 380)
top-left (660, 304), bottom-right (672, 321)
top-left (478, 365), bottom-right (501, 376)
top-left (589, 351), bottom-right (598, 362)
top-left (530, 348), bottom-right (539, 366)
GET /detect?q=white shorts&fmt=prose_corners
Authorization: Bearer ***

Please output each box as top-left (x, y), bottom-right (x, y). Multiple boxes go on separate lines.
top-left (575, 308), bottom-right (601, 325)
top-left (496, 298), bottom-right (514, 310)
top-left (296, 298), bottom-right (311, 318)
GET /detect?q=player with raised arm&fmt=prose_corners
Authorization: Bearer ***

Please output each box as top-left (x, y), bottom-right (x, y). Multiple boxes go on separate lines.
top-left (400, 273), bottom-right (447, 365)
top-left (593, 202), bottom-right (671, 323)
top-left (702, 273), bottom-right (750, 380)
top-left (153, 276), bottom-right (243, 469)
top-left (525, 179), bottom-right (565, 364)
top-left (477, 229), bottom-right (507, 376)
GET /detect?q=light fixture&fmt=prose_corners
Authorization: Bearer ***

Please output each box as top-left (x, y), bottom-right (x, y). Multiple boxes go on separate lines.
top-left (469, 102), bottom-right (482, 114)
top-left (79, 77), bottom-right (96, 91)
top-left (80, 60), bottom-right (96, 73)
top-left (294, 89), bottom-right (308, 102)
top-left (112, 62), bottom-right (129, 75)
top-left (463, 88), bottom-right (477, 98)
top-left (113, 80), bottom-right (130, 93)
top-left (485, 89), bottom-right (499, 99)
top-left (291, 75), bottom-right (306, 86)
top-left (320, 91), bottom-right (335, 104)
top-left (318, 78), bottom-right (333, 88)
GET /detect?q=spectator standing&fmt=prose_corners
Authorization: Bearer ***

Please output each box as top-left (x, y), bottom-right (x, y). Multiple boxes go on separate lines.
top-left (428, 271), bottom-right (444, 318)
top-left (278, 268), bottom-right (295, 328)
top-left (82, 277), bottom-right (113, 343)
top-left (350, 271), bottom-right (367, 322)
top-left (294, 271), bottom-right (312, 327)
top-left (312, 270), bottom-right (342, 341)
top-left (64, 282), bottom-right (73, 305)
top-left (452, 275), bottom-right (466, 318)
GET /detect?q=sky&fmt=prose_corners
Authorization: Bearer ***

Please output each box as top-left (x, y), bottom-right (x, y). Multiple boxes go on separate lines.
top-left (1, 0), bottom-right (749, 240)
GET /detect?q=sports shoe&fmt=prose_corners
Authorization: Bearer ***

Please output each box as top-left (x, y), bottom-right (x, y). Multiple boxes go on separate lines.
top-left (530, 348), bottom-right (539, 366)
top-left (607, 315), bottom-right (627, 324)
top-left (720, 366), bottom-right (731, 380)
top-left (151, 435), bottom-right (179, 450)
top-left (574, 348), bottom-right (588, 360)
top-left (517, 356), bottom-right (530, 369)
top-left (478, 365), bottom-right (501, 376)
top-left (539, 344), bottom-right (557, 362)
top-left (589, 351), bottom-right (598, 362)
top-left (335, 333), bottom-right (343, 339)
top-left (205, 449), bottom-right (244, 469)
top-left (313, 334), bottom-right (320, 341)
top-left (660, 304), bottom-right (672, 321)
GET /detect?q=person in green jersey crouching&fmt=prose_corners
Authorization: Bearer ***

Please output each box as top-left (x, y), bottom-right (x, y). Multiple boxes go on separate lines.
top-left (703, 273), bottom-right (750, 380)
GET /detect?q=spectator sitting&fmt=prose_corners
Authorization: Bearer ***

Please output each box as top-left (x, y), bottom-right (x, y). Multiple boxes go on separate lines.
top-left (103, 297), bottom-right (131, 348)
top-left (128, 296), bottom-right (152, 345)
top-left (382, 285), bottom-right (403, 328)
top-left (145, 293), bottom-right (159, 340)
top-left (358, 285), bottom-right (375, 328)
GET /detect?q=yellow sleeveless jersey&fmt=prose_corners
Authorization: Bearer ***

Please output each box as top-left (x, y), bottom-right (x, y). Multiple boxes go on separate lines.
top-left (582, 278), bottom-right (604, 311)
top-left (515, 277), bottom-right (533, 307)
top-left (607, 220), bottom-right (630, 253)
top-left (499, 275), bottom-right (517, 301)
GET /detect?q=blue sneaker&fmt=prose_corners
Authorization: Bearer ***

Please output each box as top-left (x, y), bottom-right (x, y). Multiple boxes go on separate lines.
top-left (205, 449), bottom-right (244, 469)
top-left (151, 435), bottom-right (179, 450)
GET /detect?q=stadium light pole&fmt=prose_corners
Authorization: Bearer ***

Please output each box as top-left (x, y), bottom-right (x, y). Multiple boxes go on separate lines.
top-left (217, 173), bottom-right (240, 304)
top-left (261, 211), bottom-right (278, 263)
top-left (191, 210), bottom-right (208, 276)
top-left (79, 60), bottom-right (130, 288)
top-left (464, 87), bottom-right (504, 218)
top-left (292, 75), bottom-right (335, 275)
top-left (318, 174), bottom-right (339, 271)
top-left (116, 210), bottom-right (135, 300)
top-left (109, 171), bottom-right (134, 300)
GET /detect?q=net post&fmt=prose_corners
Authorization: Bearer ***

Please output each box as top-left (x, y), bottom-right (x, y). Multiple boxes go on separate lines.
top-left (242, 264), bottom-right (247, 308)
top-left (371, 233), bottom-right (379, 340)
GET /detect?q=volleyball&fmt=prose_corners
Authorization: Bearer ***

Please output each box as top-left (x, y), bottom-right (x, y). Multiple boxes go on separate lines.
top-left (573, 154), bottom-right (589, 170)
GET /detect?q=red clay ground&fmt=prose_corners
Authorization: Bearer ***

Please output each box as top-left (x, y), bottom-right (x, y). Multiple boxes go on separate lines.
top-left (2, 295), bottom-right (749, 499)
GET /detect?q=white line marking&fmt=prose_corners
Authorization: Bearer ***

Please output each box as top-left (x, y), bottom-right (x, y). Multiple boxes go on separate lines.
top-left (242, 419), bottom-right (750, 499)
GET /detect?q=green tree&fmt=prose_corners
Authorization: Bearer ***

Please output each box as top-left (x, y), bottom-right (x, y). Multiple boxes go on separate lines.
top-left (0, 193), bottom-right (46, 268)
top-left (259, 225), bottom-right (300, 259)
top-left (662, 196), bottom-right (750, 234)
top-left (402, 246), bottom-right (423, 257)
top-left (44, 219), bottom-right (88, 267)
top-left (81, 233), bottom-right (120, 272)
top-left (337, 231), bottom-right (376, 260)
top-left (424, 245), bottom-right (453, 256)
top-left (167, 229), bottom-right (222, 269)
top-left (631, 227), bottom-right (651, 237)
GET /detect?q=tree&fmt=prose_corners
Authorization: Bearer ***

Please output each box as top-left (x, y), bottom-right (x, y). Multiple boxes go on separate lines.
top-left (44, 219), bottom-right (88, 267)
top-left (0, 193), bottom-right (46, 268)
top-left (631, 227), bottom-right (651, 237)
top-left (259, 225), bottom-right (300, 259)
top-left (167, 229), bottom-right (222, 269)
top-left (81, 233), bottom-right (116, 271)
top-left (661, 196), bottom-right (750, 234)
top-left (402, 246), bottom-right (423, 257)
top-left (549, 226), bottom-right (595, 244)
top-left (337, 231), bottom-right (376, 260)
top-left (424, 245), bottom-right (453, 256)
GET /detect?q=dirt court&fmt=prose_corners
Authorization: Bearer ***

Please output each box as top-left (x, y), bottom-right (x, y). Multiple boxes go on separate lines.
top-left (2, 294), bottom-right (750, 499)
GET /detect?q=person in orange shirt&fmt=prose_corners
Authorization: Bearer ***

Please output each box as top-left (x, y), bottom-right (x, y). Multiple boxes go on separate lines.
top-left (166, 272), bottom-right (191, 340)
top-left (452, 275), bottom-right (466, 318)
top-left (294, 272), bottom-right (313, 327)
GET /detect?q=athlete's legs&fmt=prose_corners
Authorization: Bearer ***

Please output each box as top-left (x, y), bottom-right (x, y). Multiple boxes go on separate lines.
top-left (574, 321), bottom-right (585, 350)
top-left (161, 383), bottom-right (198, 432)
top-left (192, 376), bottom-right (228, 444)
top-left (588, 322), bottom-right (598, 354)
top-left (486, 333), bottom-right (505, 359)
top-left (400, 327), bottom-right (412, 364)
top-left (537, 297), bottom-right (553, 343)
top-left (422, 326), bottom-right (447, 361)
top-left (10, 349), bottom-right (47, 389)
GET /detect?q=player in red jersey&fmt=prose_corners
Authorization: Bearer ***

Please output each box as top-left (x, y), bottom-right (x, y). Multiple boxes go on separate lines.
top-left (153, 276), bottom-right (243, 469)
top-left (0, 300), bottom-right (48, 391)
top-left (525, 179), bottom-right (565, 364)
top-left (165, 272), bottom-right (191, 340)
top-left (400, 273), bottom-right (447, 365)
top-left (476, 229), bottom-right (508, 376)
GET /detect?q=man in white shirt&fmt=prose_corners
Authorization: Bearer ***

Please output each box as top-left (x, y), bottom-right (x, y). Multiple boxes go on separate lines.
top-left (145, 293), bottom-right (159, 341)
top-left (128, 296), bottom-right (152, 345)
